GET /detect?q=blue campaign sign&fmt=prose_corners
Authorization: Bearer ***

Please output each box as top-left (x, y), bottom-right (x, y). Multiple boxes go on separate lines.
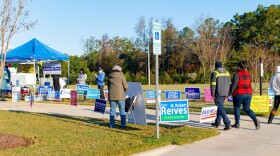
top-left (94, 99), bottom-right (106, 114)
top-left (87, 89), bottom-right (100, 99)
top-left (76, 84), bottom-right (90, 95)
top-left (165, 90), bottom-right (181, 101)
top-left (38, 86), bottom-right (54, 95)
top-left (160, 100), bottom-right (189, 122)
top-left (43, 62), bottom-right (61, 75)
top-left (185, 87), bottom-right (200, 100)
top-left (268, 88), bottom-right (274, 96)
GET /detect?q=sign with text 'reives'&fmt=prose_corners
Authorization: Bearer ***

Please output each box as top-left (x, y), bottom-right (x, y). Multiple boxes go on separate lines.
top-left (94, 99), bottom-right (106, 114)
top-left (87, 89), bottom-right (100, 99)
top-left (43, 62), bottom-right (61, 75)
top-left (185, 87), bottom-right (200, 100)
top-left (200, 106), bottom-right (218, 123)
top-left (165, 90), bottom-right (181, 101)
top-left (204, 88), bottom-right (214, 102)
top-left (160, 100), bottom-right (189, 122)
top-left (251, 96), bottom-right (269, 113)
top-left (70, 90), bottom-right (77, 106)
top-left (76, 84), bottom-right (90, 95)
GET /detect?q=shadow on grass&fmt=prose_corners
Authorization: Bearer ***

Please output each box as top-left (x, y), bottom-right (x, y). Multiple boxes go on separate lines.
top-left (7, 110), bottom-right (142, 133)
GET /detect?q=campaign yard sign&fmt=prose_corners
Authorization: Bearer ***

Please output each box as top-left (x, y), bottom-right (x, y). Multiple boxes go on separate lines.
top-left (145, 90), bottom-right (161, 103)
top-left (160, 100), bottom-right (189, 122)
top-left (43, 62), bottom-right (61, 75)
top-left (251, 96), bottom-right (269, 113)
top-left (87, 89), bottom-right (100, 99)
top-left (60, 89), bottom-right (71, 99)
top-left (200, 106), bottom-right (218, 123)
top-left (165, 90), bottom-right (181, 101)
top-left (76, 84), bottom-right (90, 95)
top-left (204, 88), bottom-right (214, 102)
top-left (185, 87), bottom-right (200, 100)
top-left (38, 86), bottom-right (54, 95)
top-left (70, 90), bottom-right (78, 106)
top-left (268, 88), bottom-right (274, 106)
top-left (94, 99), bottom-right (106, 114)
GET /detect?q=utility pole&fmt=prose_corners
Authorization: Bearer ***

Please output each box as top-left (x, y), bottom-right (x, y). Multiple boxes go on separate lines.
top-left (260, 57), bottom-right (263, 95)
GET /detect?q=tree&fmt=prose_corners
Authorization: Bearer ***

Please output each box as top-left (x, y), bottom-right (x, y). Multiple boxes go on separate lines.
top-left (191, 17), bottom-right (233, 83)
top-left (229, 5), bottom-right (280, 52)
top-left (0, 0), bottom-right (36, 82)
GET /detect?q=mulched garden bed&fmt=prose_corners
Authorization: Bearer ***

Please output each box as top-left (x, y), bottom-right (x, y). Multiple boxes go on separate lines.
top-left (0, 133), bottom-right (31, 150)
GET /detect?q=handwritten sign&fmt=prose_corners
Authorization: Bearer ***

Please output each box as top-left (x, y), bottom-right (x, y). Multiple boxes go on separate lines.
top-left (251, 96), bottom-right (269, 113)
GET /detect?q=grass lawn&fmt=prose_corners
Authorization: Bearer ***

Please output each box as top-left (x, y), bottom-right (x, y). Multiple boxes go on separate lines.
top-left (0, 111), bottom-right (219, 156)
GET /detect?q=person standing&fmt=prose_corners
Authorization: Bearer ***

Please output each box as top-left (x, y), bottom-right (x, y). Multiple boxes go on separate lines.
top-left (268, 66), bottom-right (280, 124)
top-left (230, 61), bottom-right (260, 129)
top-left (95, 67), bottom-right (105, 99)
top-left (210, 61), bottom-right (231, 130)
top-left (108, 65), bottom-right (128, 129)
top-left (77, 68), bottom-right (87, 101)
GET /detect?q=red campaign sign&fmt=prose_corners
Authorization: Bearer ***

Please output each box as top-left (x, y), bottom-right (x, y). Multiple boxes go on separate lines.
top-left (70, 90), bottom-right (77, 106)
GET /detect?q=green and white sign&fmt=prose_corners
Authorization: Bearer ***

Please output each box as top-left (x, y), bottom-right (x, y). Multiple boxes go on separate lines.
top-left (160, 100), bottom-right (189, 122)
top-left (153, 22), bottom-right (161, 55)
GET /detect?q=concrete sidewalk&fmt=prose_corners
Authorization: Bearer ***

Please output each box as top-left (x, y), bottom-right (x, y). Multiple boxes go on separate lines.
top-left (1, 101), bottom-right (280, 156)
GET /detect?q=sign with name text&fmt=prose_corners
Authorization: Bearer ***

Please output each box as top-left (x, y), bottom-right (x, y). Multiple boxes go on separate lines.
top-left (200, 106), bottom-right (218, 123)
top-left (165, 90), bottom-right (181, 101)
top-left (87, 89), bottom-right (100, 99)
top-left (185, 87), bottom-right (200, 100)
top-left (160, 100), bottom-right (189, 122)
top-left (43, 62), bottom-right (61, 75)
top-left (76, 84), bottom-right (90, 95)
top-left (94, 99), bottom-right (106, 114)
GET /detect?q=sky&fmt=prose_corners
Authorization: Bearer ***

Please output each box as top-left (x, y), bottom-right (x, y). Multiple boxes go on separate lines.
top-left (10, 0), bottom-right (280, 56)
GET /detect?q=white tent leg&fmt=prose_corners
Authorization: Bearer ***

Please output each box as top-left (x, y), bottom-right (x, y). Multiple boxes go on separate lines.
top-left (68, 60), bottom-right (70, 89)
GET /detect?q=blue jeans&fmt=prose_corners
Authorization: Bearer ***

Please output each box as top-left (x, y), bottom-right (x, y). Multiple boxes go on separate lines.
top-left (110, 100), bottom-right (126, 128)
top-left (214, 96), bottom-right (230, 127)
top-left (110, 100), bottom-right (126, 116)
top-left (233, 94), bottom-right (257, 124)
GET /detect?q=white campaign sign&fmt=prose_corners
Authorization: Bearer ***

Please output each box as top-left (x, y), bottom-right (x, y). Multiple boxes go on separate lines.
top-left (60, 89), bottom-right (71, 99)
top-left (200, 106), bottom-right (218, 123)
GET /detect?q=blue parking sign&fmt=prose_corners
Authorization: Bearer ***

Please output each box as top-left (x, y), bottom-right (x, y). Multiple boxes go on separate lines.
top-left (155, 32), bottom-right (159, 40)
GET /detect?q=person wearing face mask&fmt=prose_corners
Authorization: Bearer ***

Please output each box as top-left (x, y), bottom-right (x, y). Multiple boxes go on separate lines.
top-left (77, 68), bottom-right (87, 101)
top-left (95, 67), bottom-right (105, 99)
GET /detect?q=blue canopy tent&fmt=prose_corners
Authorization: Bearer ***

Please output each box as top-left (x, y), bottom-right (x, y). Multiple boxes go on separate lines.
top-left (6, 38), bottom-right (70, 87)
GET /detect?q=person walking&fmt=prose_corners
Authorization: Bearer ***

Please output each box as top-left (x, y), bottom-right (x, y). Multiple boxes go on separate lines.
top-left (210, 61), bottom-right (231, 130)
top-left (77, 68), bottom-right (87, 101)
top-left (95, 67), bottom-right (105, 99)
top-left (230, 61), bottom-right (260, 129)
top-left (268, 66), bottom-right (280, 124)
top-left (108, 65), bottom-right (128, 129)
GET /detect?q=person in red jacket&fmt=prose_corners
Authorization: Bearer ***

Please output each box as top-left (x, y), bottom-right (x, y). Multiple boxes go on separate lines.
top-left (230, 61), bottom-right (260, 130)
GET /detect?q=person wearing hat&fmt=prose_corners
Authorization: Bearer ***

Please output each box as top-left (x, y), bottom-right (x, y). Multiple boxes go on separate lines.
top-left (95, 67), bottom-right (105, 99)
top-left (210, 61), bottom-right (231, 130)
top-left (230, 61), bottom-right (260, 129)
top-left (268, 66), bottom-right (280, 124)
top-left (108, 65), bottom-right (128, 129)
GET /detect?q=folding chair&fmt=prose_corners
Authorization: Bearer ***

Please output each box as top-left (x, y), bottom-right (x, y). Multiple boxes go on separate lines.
top-left (126, 95), bottom-right (137, 124)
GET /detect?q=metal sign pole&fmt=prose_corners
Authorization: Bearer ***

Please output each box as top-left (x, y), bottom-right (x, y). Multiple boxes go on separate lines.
top-left (153, 22), bottom-right (161, 139)
top-left (155, 54), bottom-right (159, 139)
